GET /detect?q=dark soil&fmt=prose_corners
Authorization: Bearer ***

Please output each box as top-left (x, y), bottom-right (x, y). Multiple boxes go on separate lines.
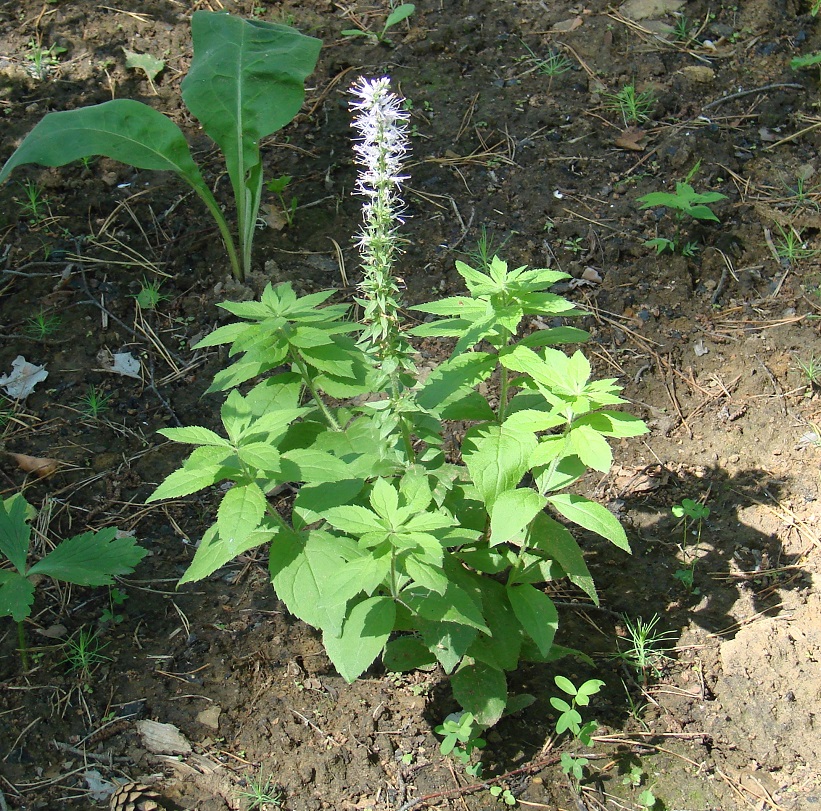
top-left (1, 1), bottom-right (821, 810)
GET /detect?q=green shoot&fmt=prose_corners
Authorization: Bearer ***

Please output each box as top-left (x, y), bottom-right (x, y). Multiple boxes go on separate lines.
top-left (550, 676), bottom-right (603, 746)
top-left (135, 278), bottom-right (170, 310)
top-left (266, 175), bottom-right (298, 228)
top-left (23, 308), bottom-right (61, 339)
top-left (774, 225), bottom-right (819, 263)
top-left (342, 3), bottom-right (415, 44)
top-left (603, 84), bottom-right (656, 127)
top-left (77, 384), bottom-right (112, 420)
top-left (671, 498), bottom-right (710, 591)
top-left (17, 179), bottom-right (49, 223)
top-left (435, 712), bottom-right (487, 769)
top-left (612, 614), bottom-right (676, 684)
top-left (237, 775), bottom-right (284, 809)
top-left (61, 627), bottom-right (111, 684)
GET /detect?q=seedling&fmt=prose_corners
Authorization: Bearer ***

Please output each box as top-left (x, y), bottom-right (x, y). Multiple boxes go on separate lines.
top-left (520, 39), bottom-right (572, 90)
top-left (135, 278), bottom-right (170, 310)
top-left (266, 175), bottom-right (298, 228)
top-left (638, 167), bottom-right (726, 255)
top-left (774, 225), bottom-right (819, 263)
top-left (550, 676), bottom-right (603, 746)
top-left (0, 494), bottom-right (147, 667)
top-left (24, 308), bottom-right (61, 339)
top-left (0, 13), bottom-right (321, 282)
top-left (61, 627), bottom-right (111, 685)
top-left (612, 614), bottom-right (676, 684)
top-left (25, 40), bottom-right (66, 80)
top-left (435, 712), bottom-right (486, 769)
top-left (671, 498), bottom-right (710, 591)
top-left (77, 384), bottom-right (112, 419)
top-left (603, 84), bottom-right (656, 127)
top-left (671, 15), bottom-right (693, 43)
top-left (622, 762), bottom-right (645, 788)
top-left (561, 753), bottom-right (589, 785)
top-left (791, 51), bottom-right (821, 77)
top-left (237, 775), bottom-right (283, 809)
top-left (17, 179), bottom-right (49, 223)
top-left (463, 225), bottom-right (511, 271)
top-left (798, 354), bottom-right (821, 388)
top-left (123, 48), bottom-right (165, 94)
top-left (783, 173), bottom-right (821, 214)
top-left (489, 785), bottom-right (517, 806)
top-left (638, 788), bottom-right (659, 809)
top-left (342, 3), bottom-right (415, 44)
top-left (100, 586), bottom-right (129, 625)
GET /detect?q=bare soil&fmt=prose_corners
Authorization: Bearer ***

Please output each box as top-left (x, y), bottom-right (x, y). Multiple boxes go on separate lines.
top-left (1, 1), bottom-right (821, 810)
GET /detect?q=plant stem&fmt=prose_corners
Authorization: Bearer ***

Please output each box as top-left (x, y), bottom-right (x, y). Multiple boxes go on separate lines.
top-left (192, 183), bottom-right (243, 281)
top-left (17, 620), bottom-right (29, 670)
top-left (289, 349), bottom-right (340, 431)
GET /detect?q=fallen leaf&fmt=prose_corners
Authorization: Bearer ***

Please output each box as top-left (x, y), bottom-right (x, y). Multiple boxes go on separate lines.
top-left (261, 202), bottom-right (287, 231)
top-left (620, 0), bottom-right (684, 21)
top-left (8, 452), bottom-right (61, 478)
top-left (582, 267), bottom-right (603, 283)
top-left (97, 349), bottom-right (141, 379)
top-left (0, 356), bottom-right (48, 399)
top-left (36, 623), bottom-right (68, 639)
top-left (550, 16), bottom-right (583, 32)
top-left (614, 127), bottom-right (647, 151)
top-left (123, 48), bottom-right (165, 85)
top-left (693, 338), bottom-right (709, 357)
top-left (135, 720), bottom-right (192, 755)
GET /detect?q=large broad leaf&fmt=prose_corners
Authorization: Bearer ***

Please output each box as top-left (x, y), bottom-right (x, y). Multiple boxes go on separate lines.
top-left (403, 583), bottom-right (489, 633)
top-left (467, 579), bottom-right (521, 671)
top-left (546, 493), bottom-right (630, 552)
top-left (0, 100), bottom-right (205, 189)
top-left (419, 620), bottom-right (477, 674)
top-left (507, 583), bottom-right (557, 658)
top-left (383, 636), bottom-right (436, 672)
top-left (489, 488), bottom-right (547, 546)
top-left (269, 530), bottom-right (352, 635)
top-left (182, 11), bottom-right (321, 199)
top-left (530, 513), bottom-right (597, 603)
top-left (0, 570), bottom-right (35, 622)
top-left (179, 524), bottom-right (275, 585)
top-left (0, 494), bottom-right (33, 574)
top-left (27, 529), bottom-right (147, 585)
top-left (451, 661), bottom-right (508, 727)
top-left (217, 482), bottom-right (267, 546)
top-left (323, 596), bottom-right (395, 683)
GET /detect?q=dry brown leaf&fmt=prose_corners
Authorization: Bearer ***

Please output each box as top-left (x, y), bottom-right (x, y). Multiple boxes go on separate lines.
top-left (680, 65), bottom-right (716, 83)
top-left (614, 127), bottom-right (647, 151)
top-left (551, 16), bottom-right (583, 32)
top-left (8, 452), bottom-right (61, 478)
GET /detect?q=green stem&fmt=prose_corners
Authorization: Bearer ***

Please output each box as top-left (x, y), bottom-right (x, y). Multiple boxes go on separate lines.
top-left (498, 363), bottom-right (510, 424)
top-left (17, 620), bottom-right (29, 670)
top-left (290, 350), bottom-right (340, 431)
top-left (192, 183), bottom-right (242, 281)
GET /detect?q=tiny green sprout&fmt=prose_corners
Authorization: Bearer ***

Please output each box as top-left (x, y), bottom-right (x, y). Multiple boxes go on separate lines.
top-left (671, 15), bottom-right (692, 43)
top-left (400, 752), bottom-right (414, 765)
top-left (489, 785), bottom-right (517, 806)
top-left (24, 308), bottom-right (61, 339)
top-left (812, 0), bottom-right (821, 16)
top-left (61, 627), bottom-right (111, 682)
top-left (342, 3), bottom-right (415, 44)
top-left (775, 225), bottom-right (820, 264)
top-left (237, 775), bottom-right (283, 810)
top-left (791, 51), bottom-right (821, 77)
top-left (613, 614), bottom-right (676, 684)
top-left (25, 40), bottom-right (67, 80)
top-left (797, 354), bottom-right (821, 388)
top-left (561, 753), bottom-right (589, 784)
top-left (464, 225), bottom-right (510, 271)
top-left (638, 788), bottom-right (658, 809)
top-left (622, 762), bottom-right (644, 788)
top-left (603, 84), bottom-right (656, 127)
top-left (135, 278), bottom-right (170, 310)
top-left (266, 175), bottom-right (298, 228)
top-left (672, 498), bottom-right (709, 592)
top-left (435, 711), bottom-right (486, 767)
top-left (17, 179), bottom-right (48, 222)
top-left (78, 384), bottom-right (111, 419)
top-left (519, 38), bottom-right (572, 89)
top-left (550, 676), bottom-right (604, 746)
top-left (100, 586), bottom-right (129, 625)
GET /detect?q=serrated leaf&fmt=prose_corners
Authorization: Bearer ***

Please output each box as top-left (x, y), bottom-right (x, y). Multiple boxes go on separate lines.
top-left (236, 442), bottom-right (281, 473)
top-left (507, 583), bottom-right (557, 658)
top-left (530, 513), bottom-right (597, 603)
top-left (217, 483), bottom-right (267, 546)
top-left (383, 636), bottom-right (435, 672)
top-left (147, 463), bottom-right (225, 502)
top-left (490, 488), bottom-right (547, 546)
top-left (323, 596), bottom-right (395, 683)
top-left (280, 448), bottom-right (352, 483)
top-left (370, 477), bottom-right (399, 521)
top-left (318, 553), bottom-right (391, 609)
top-left (322, 505), bottom-right (385, 536)
top-left (573, 411), bottom-right (648, 438)
top-left (419, 620), bottom-right (477, 673)
top-left (452, 661), bottom-right (508, 727)
top-left (467, 579), bottom-right (521, 671)
top-left (0, 570), bottom-right (35, 621)
top-left (567, 424), bottom-right (613, 472)
top-left (292, 479), bottom-right (365, 528)
top-left (0, 494), bottom-right (33, 573)
top-left (27, 529), bottom-right (147, 585)
top-left (123, 49), bottom-right (165, 82)
top-left (403, 556), bottom-right (449, 594)
top-left (179, 524), bottom-right (275, 585)
top-left (403, 583), bottom-right (489, 633)
top-left (546, 493), bottom-right (630, 551)
top-left (157, 425), bottom-right (230, 447)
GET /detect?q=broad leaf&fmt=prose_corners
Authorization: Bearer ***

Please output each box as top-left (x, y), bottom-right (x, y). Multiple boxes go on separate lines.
top-left (452, 661), bottom-right (508, 727)
top-left (530, 513), bottom-right (597, 603)
top-left (217, 482), bottom-right (267, 546)
top-left (323, 596), bottom-right (395, 682)
top-left (567, 424), bottom-right (613, 473)
top-left (156, 425), bottom-right (230, 446)
top-left (489, 488), bottom-right (547, 546)
top-left (28, 529), bottom-right (147, 585)
top-left (507, 583), bottom-right (557, 658)
top-left (419, 620), bottom-right (477, 673)
top-left (0, 494), bottom-right (32, 574)
top-left (403, 583), bottom-right (489, 633)
top-left (383, 636), bottom-right (436, 672)
top-left (547, 493), bottom-right (630, 551)
top-left (0, 570), bottom-right (35, 621)
top-left (179, 524), bottom-right (275, 585)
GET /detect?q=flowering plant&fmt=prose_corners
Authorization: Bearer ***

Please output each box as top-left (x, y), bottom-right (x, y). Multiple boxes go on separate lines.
top-left (148, 77), bottom-right (646, 728)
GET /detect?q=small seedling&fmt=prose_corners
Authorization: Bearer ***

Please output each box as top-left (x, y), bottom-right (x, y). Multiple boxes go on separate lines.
top-left (783, 173), bottom-right (821, 214)
top-left (520, 39), bottom-right (572, 89)
top-left (435, 711), bottom-right (486, 770)
top-left (812, 0), bottom-right (821, 16)
top-left (61, 627), bottom-right (111, 686)
top-left (100, 586), bottom-right (129, 625)
top-left (798, 354), bottom-right (821, 388)
top-left (0, 494), bottom-right (147, 668)
top-left (603, 84), bottom-right (656, 127)
top-left (613, 615), bottom-right (676, 684)
top-left (78, 384), bottom-right (111, 419)
top-left (135, 278), bottom-right (170, 310)
top-left (550, 676), bottom-right (603, 746)
top-left (791, 51), bottom-right (821, 77)
top-left (123, 48), bottom-right (165, 94)
top-left (342, 3), bottom-right (415, 44)
top-left (463, 225), bottom-right (511, 271)
top-left (638, 788), bottom-right (658, 809)
top-left (25, 40), bottom-right (66, 80)
top-left (489, 785), bottom-right (517, 806)
top-left (638, 166), bottom-right (726, 255)
top-left (237, 775), bottom-right (283, 809)
top-left (672, 497), bottom-right (710, 591)
top-left (622, 762), bottom-right (645, 788)
top-left (17, 179), bottom-right (49, 222)
top-left (400, 752), bottom-right (414, 765)
top-left (561, 753), bottom-right (589, 785)
top-left (775, 225), bottom-right (819, 263)
top-left (671, 15), bottom-right (692, 43)
top-left (24, 308), bottom-right (61, 339)
top-left (266, 175), bottom-right (298, 228)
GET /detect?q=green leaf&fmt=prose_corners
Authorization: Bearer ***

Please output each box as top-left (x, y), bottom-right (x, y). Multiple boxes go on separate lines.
top-left (146, 461), bottom-right (226, 502)
top-left (0, 570), bottom-right (35, 621)
top-left (452, 661), bottom-right (508, 727)
top-left (567, 424), bottom-right (613, 473)
top-left (385, 3), bottom-right (415, 28)
top-left (318, 553), bottom-right (391, 609)
top-left (217, 483), bottom-right (267, 546)
top-left (179, 524), bottom-right (275, 585)
top-left (403, 583), bottom-right (489, 633)
top-left (370, 477), bottom-right (399, 521)
top-left (490, 488), bottom-right (547, 546)
top-left (157, 425), bottom-right (230, 447)
top-left (554, 675), bottom-right (577, 696)
top-left (181, 11), bottom-right (321, 206)
top-left (0, 494), bottom-right (33, 574)
top-left (236, 442), bottom-right (281, 473)
top-left (0, 100), bottom-right (205, 188)
top-left (507, 583), bottom-right (557, 658)
top-left (403, 556), bottom-right (449, 594)
top-left (383, 636), bottom-right (436, 671)
top-left (547, 493), bottom-right (630, 551)
top-left (27, 529), bottom-right (147, 585)
top-left (280, 448), bottom-right (352, 483)
top-left (269, 529), bottom-right (351, 635)
top-left (399, 467), bottom-right (433, 513)
top-left (123, 49), bottom-right (165, 83)
top-left (292, 479), bottom-right (365, 528)
top-left (323, 596), bottom-right (395, 683)
top-left (467, 579), bottom-right (521, 671)
top-left (322, 505), bottom-right (385, 536)
top-left (463, 424), bottom-right (538, 509)
top-left (530, 513), bottom-right (597, 603)
top-left (573, 411), bottom-right (648, 438)
top-left (419, 620), bottom-right (477, 673)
